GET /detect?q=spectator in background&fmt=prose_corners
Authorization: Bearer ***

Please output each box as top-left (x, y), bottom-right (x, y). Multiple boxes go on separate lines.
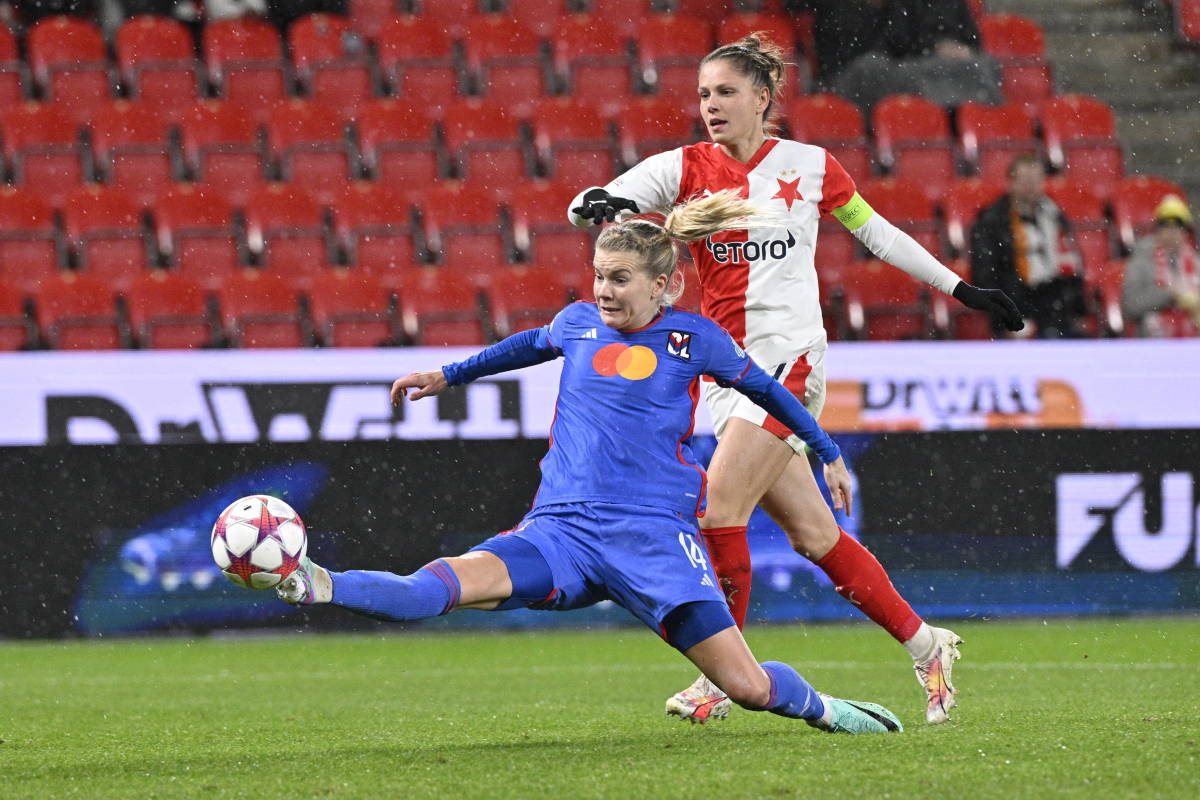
top-left (792, 0), bottom-right (1001, 114)
top-left (1122, 195), bottom-right (1200, 337)
top-left (970, 155), bottom-right (1086, 338)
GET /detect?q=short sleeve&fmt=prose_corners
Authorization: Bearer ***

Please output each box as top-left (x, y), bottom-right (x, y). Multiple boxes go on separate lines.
top-left (817, 151), bottom-right (858, 216)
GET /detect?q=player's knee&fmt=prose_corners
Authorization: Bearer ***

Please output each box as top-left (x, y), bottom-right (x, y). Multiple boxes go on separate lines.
top-left (786, 518), bottom-right (839, 561)
top-left (715, 669), bottom-right (772, 709)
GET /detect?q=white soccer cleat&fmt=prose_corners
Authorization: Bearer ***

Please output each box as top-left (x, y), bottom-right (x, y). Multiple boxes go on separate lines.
top-left (914, 627), bottom-right (963, 724)
top-left (665, 674), bottom-right (732, 724)
top-left (276, 557), bottom-right (321, 605)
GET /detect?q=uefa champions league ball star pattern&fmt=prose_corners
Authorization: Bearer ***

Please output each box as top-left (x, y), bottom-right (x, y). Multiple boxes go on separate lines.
top-left (211, 495), bottom-right (307, 589)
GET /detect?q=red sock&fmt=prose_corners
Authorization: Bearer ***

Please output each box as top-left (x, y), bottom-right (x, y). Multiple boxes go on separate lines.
top-left (814, 530), bottom-right (922, 643)
top-left (701, 526), bottom-right (751, 629)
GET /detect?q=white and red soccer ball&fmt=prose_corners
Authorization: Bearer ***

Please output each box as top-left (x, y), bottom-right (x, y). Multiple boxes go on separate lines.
top-left (211, 495), bottom-right (307, 589)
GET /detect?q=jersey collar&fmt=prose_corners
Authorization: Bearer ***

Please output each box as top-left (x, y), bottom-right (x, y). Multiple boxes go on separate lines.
top-left (619, 306), bottom-right (666, 333)
top-left (714, 137), bottom-right (779, 174)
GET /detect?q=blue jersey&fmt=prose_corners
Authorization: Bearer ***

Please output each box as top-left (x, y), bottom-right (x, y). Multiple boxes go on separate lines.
top-left (442, 303), bottom-right (839, 517)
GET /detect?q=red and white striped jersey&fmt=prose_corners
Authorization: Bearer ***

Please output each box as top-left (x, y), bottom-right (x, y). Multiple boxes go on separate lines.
top-left (576, 138), bottom-right (855, 363)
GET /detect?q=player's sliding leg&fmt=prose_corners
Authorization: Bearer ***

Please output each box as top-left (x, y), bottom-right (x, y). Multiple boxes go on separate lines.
top-left (667, 421), bottom-right (793, 723)
top-left (673, 607), bottom-right (902, 734)
top-left (275, 551), bottom-right (515, 617)
top-left (760, 453), bottom-right (963, 724)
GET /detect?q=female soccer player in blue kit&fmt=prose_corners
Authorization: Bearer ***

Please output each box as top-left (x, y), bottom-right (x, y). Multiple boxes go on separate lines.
top-left (276, 191), bottom-right (903, 734)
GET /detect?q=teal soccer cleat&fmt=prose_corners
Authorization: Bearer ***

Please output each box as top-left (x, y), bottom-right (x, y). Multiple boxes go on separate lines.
top-left (808, 694), bottom-right (904, 734)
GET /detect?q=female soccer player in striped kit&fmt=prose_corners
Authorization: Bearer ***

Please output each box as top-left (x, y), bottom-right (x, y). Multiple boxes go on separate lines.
top-left (276, 191), bottom-right (904, 735)
top-left (568, 34), bottom-right (1023, 725)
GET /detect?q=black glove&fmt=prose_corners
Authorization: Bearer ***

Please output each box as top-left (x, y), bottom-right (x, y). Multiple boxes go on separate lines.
top-left (952, 281), bottom-right (1025, 332)
top-left (571, 188), bottom-right (640, 224)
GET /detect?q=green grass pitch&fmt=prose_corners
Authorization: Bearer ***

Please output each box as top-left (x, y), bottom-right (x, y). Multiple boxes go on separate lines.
top-left (3, 617), bottom-right (1198, 799)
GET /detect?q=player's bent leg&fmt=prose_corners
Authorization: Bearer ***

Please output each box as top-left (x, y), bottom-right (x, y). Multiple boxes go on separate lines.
top-left (760, 454), bottom-right (965, 724)
top-left (666, 420), bottom-right (794, 721)
top-left (677, 613), bottom-right (902, 734)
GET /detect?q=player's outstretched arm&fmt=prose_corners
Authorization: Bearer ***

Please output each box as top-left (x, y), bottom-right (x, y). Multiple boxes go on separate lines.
top-left (835, 193), bottom-right (1025, 332)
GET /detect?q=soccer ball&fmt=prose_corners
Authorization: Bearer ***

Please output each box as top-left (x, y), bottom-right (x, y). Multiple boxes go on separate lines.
top-left (211, 495), bottom-right (307, 589)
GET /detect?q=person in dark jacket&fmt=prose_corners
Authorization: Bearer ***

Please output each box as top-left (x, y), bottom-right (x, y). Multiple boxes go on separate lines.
top-left (970, 155), bottom-right (1087, 338)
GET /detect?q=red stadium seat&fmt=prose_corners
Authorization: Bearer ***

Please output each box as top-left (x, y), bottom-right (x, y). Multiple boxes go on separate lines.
top-left (940, 177), bottom-right (1004, 257)
top-left (124, 269), bottom-right (215, 349)
top-left (955, 102), bottom-right (1039, 184)
top-left (154, 184), bottom-right (242, 289)
top-left (978, 13), bottom-right (1054, 109)
top-left (842, 258), bottom-right (933, 341)
top-left (0, 24), bottom-right (27, 110)
top-left (1044, 177), bottom-right (1112, 276)
top-left (33, 271), bottom-right (126, 349)
top-left (464, 16), bottom-right (549, 111)
top-left (1110, 175), bottom-right (1186, 252)
top-left (786, 93), bottom-right (871, 179)
top-left (357, 99), bottom-right (442, 185)
top-left (421, 182), bottom-right (510, 271)
top-left (1, 103), bottom-right (85, 208)
top-left (0, 279), bottom-right (36, 350)
top-left (90, 101), bottom-right (177, 208)
top-left (635, 14), bottom-right (713, 102)
top-left (62, 185), bottom-right (149, 290)
top-left (288, 13), bottom-right (376, 119)
top-left (716, 13), bottom-right (806, 93)
top-left (114, 15), bottom-right (200, 120)
top-left (1039, 95), bottom-right (1123, 198)
top-left (244, 184), bottom-right (329, 280)
top-left (859, 177), bottom-right (942, 257)
top-left (615, 97), bottom-right (699, 168)
top-left (1178, 0), bottom-right (1200, 44)
top-left (203, 17), bottom-right (289, 113)
top-left (397, 266), bottom-right (490, 346)
top-left (551, 16), bottom-right (633, 103)
top-left (179, 101), bottom-right (267, 208)
top-left (488, 264), bottom-right (571, 337)
top-left (442, 99), bottom-right (531, 184)
top-left (27, 16), bottom-right (113, 124)
top-left (589, 0), bottom-right (655, 39)
top-left (265, 99), bottom-right (354, 204)
top-left (348, 0), bottom-right (398, 42)
top-left (376, 16), bottom-right (460, 111)
top-left (531, 98), bottom-right (616, 187)
top-left (217, 269), bottom-right (309, 348)
top-left (307, 267), bottom-right (399, 346)
top-left (508, 179), bottom-right (594, 282)
top-left (0, 188), bottom-right (62, 290)
top-left (409, 0), bottom-right (479, 37)
top-left (511, 0), bottom-right (571, 38)
top-left (872, 95), bottom-right (955, 202)
top-left (332, 182), bottom-right (417, 285)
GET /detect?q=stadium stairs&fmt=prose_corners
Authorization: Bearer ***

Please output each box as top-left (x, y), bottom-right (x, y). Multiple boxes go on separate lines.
top-left (990, 0), bottom-right (1200, 201)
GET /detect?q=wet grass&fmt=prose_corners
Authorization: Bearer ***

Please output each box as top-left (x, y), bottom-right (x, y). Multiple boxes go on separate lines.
top-left (2, 617), bottom-right (1197, 799)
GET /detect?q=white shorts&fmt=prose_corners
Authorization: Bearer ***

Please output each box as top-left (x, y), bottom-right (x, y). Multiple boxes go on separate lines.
top-left (702, 345), bottom-right (827, 456)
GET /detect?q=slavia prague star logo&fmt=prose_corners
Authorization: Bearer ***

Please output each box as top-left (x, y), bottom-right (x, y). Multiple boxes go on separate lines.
top-left (772, 176), bottom-right (804, 211)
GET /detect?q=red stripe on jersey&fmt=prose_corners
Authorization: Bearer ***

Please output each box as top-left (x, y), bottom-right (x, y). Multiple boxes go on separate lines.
top-left (761, 354), bottom-right (813, 439)
top-left (818, 151), bottom-right (857, 216)
top-left (677, 143), bottom-right (754, 345)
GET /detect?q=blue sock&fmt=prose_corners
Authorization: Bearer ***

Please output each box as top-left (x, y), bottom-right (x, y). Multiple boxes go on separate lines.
top-left (329, 560), bottom-right (462, 622)
top-left (760, 661), bottom-right (825, 720)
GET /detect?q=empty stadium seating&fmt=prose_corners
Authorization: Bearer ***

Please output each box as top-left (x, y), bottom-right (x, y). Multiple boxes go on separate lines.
top-left (203, 17), bottom-right (289, 112)
top-left (33, 271), bottom-right (125, 349)
top-left (124, 269), bottom-right (215, 349)
top-left (872, 95), bottom-right (955, 202)
top-left (217, 269), bottom-right (309, 348)
top-left (307, 267), bottom-right (399, 347)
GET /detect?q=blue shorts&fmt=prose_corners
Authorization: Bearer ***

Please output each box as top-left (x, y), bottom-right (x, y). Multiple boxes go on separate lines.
top-left (472, 502), bottom-right (730, 642)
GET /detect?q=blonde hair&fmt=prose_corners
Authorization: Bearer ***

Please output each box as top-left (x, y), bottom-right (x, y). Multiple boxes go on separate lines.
top-left (595, 190), bottom-right (773, 306)
top-left (701, 33), bottom-right (789, 136)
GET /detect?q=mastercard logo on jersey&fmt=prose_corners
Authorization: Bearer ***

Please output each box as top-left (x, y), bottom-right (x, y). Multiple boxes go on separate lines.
top-left (591, 343), bottom-right (658, 380)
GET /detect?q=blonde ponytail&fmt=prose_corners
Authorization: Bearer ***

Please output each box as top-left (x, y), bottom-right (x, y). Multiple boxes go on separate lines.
top-left (595, 191), bottom-right (773, 307)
